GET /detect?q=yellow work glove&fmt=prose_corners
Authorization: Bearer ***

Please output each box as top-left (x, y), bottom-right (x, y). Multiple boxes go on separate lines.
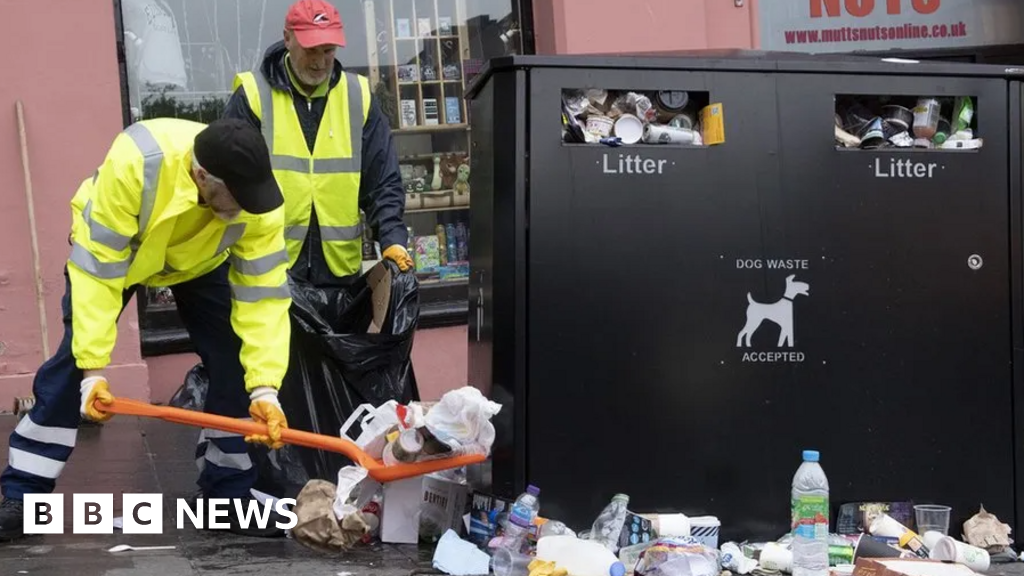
top-left (383, 244), bottom-right (414, 272)
top-left (246, 387), bottom-right (288, 449)
top-left (80, 375), bottom-right (115, 423)
top-left (528, 559), bottom-right (568, 576)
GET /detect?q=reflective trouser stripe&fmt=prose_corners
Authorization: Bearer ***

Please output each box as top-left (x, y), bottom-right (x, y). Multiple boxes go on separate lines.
top-left (195, 428), bottom-right (252, 473)
top-left (8, 447), bottom-right (65, 479)
top-left (14, 415), bottom-right (76, 448)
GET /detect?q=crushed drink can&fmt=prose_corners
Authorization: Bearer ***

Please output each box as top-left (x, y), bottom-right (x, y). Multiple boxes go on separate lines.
top-left (643, 123), bottom-right (697, 145)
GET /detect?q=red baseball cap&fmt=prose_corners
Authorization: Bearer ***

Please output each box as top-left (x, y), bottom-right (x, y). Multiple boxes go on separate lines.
top-left (286, 0), bottom-right (346, 48)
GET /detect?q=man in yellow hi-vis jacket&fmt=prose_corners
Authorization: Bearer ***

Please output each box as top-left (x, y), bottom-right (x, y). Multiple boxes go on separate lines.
top-left (0, 118), bottom-right (292, 540)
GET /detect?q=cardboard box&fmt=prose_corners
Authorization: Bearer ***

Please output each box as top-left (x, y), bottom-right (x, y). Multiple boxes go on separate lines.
top-left (380, 474), bottom-right (469, 544)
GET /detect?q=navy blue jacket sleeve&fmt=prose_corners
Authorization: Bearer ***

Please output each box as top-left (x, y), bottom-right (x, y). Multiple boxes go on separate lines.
top-left (221, 85), bottom-right (261, 129)
top-left (358, 95), bottom-right (409, 251)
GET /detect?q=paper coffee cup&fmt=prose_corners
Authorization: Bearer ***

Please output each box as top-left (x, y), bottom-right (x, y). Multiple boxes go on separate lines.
top-left (760, 542), bottom-right (793, 572)
top-left (613, 114), bottom-right (643, 144)
top-left (930, 536), bottom-right (990, 572)
top-left (585, 115), bottom-right (614, 137)
top-left (854, 535), bottom-right (904, 561)
top-left (922, 531), bottom-right (945, 550)
top-left (869, 514), bottom-right (911, 539)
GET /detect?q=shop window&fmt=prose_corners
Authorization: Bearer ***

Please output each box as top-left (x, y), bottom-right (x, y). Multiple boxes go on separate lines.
top-left (118, 0), bottom-right (529, 353)
top-left (834, 95), bottom-right (980, 151)
top-left (560, 88), bottom-right (721, 147)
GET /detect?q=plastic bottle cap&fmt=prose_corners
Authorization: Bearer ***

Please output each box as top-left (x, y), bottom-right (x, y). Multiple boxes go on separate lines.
top-left (527, 485), bottom-right (540, 496)
top-left (609, 561), bottom-right (626, 576)
top-left (612, 494), bottom-right (629, 502)
top-left (803, 450), bottom-right (820, 462)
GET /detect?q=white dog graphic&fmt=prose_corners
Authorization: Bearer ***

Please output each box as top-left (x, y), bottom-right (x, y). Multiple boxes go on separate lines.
top-left (736, 274), bottom-right (810, 348)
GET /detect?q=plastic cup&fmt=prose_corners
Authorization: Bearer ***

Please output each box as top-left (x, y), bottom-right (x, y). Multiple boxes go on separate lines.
top-left (915, 505), bottom-right (951, 536)
top-left (492, 548), bottom-right (531, 576)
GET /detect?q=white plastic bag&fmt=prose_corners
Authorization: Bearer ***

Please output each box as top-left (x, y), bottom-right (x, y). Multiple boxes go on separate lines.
top-left (340, 401), bottom-right (400, 459)
top-left (423, 387), bottom-right (502, 456)
top-left (332, 465), bottom-right (380, 520)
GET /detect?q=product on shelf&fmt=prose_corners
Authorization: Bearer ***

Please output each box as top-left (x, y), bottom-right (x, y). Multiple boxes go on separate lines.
top-left (834, 95), bottom-right (981, 150)
top-left (561, 88), bottom-right (723, 147)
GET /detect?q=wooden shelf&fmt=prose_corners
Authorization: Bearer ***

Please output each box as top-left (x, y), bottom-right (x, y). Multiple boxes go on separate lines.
top-left (394, 123), bottom-right (468, 134)
top-left (408, 204), bottom-right (470, 214)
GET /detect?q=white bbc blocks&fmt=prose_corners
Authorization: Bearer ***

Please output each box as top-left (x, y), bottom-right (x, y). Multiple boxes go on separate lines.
top-left (23, 493), bottom-right (163, 535)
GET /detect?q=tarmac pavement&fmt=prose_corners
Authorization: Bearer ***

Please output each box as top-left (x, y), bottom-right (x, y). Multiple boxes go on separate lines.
top-left (0, 414), bottom-right (435, 576)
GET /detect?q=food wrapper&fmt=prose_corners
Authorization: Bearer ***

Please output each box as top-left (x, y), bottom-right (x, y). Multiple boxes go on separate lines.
top-left (609, 92), bottom-right (656, 123)
top-left (635, 537), bottom-right (720, 576)
top-left (586, 88), bottom-right (610, 111)
top-left (963, 505), bottom-right (1013, 550)
top-left (563, 90), bottom-right (589, 118)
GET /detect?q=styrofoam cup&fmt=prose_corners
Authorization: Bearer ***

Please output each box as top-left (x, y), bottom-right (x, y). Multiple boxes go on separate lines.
top-left (613, 114), bottom-right (643, 144)
top-left (870, 514), bottom-right (911, 539)
top-left (760, 542), bottom-right (793, 572)
top-left (930, 536), bottom-right (990, 572)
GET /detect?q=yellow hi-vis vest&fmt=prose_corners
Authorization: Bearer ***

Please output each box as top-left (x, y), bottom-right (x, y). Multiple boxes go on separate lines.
top-left (232, 67), bottom-right (371, 278)
top-left (67, 118), bottom-right (291, 392)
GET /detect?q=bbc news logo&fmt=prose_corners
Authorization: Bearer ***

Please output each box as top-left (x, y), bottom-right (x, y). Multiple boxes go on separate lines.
top-left (24, 494), bottom-right (298, 534)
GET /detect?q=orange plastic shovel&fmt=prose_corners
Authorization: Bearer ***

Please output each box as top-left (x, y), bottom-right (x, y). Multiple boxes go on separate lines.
top-left (95, 397), bottom-right (486, 483)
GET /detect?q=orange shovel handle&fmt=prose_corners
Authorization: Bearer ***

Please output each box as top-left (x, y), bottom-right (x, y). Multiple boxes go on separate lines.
top-left (97, 397), bottom-right (485, 483)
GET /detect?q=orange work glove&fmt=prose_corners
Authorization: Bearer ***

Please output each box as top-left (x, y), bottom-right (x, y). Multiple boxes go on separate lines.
top-left (383, 244), bottom-right (414, 272)
top-left (80, 375), bottom-right (115, 423)
top-left (246, 387), bottom-right (288, 449)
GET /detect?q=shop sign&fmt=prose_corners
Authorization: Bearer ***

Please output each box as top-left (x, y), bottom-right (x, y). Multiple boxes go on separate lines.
top-left (759, 0), bottom-right (1024, 53)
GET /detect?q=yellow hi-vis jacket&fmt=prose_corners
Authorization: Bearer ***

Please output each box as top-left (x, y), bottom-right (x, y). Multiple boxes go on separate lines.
top-left (67, 118), bottom-right (291, 392)
top-left (231, 68), bottom-right (371, 278)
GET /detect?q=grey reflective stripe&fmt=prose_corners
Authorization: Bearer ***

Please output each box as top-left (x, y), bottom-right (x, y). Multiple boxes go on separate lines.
top-left (70, 241), bottom-right (130, 279)
top-left (231, 282), bottom-right (291, 302)
top-left (230, 249), bottom-right (289, 276)
top-left (82, 200), bottom-right (131, 252)
top-left (285, 226), bottom-right (308, 241)
top-left (344, 71), bottom-right (364, 165)
top-left (320, 224), bottom-right (363, 241)
top-left (204, 443), bottom-right (253, 471)
top-left (123, 123), bottom-right (163, 234)
top-left (217, 222), bottom-right (247, 254)
top-left (313, 157), bottom-right (359, 173)
top-left (254, 71), bottom-right (276, 153)
top-left (271, 155), bottom-right (309, 172)
top-left (9, 447), bottom-right (65, 479)
top-left (15, 415), bottom-right (77, 448)
top-left (202, 428), bottom-right (244, 440)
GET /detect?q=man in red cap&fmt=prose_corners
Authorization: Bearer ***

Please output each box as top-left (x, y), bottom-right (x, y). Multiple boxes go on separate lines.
top-left (223, 0), bottom-right (413, 289)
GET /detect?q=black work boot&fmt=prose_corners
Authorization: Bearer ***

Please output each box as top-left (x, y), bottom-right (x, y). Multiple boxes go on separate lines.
top-left (0, 498), bottom-right (25, 542)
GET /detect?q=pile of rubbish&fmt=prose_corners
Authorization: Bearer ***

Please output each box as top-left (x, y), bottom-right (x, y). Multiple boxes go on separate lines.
top-left (834, 95), bottom-right (980, 150)
top-left (287, 386), bottom-right (503, 551)
top-left (560, 88), bottom-right (724, 147)
top-left (414, 449), bottom-right (1019, 576)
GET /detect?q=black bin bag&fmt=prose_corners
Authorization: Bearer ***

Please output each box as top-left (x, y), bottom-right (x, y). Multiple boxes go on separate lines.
top-left (169, 260), bottom-right (420, 497)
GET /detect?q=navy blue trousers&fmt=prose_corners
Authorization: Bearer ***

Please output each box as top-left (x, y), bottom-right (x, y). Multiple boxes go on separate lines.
top-left (1, 262), bottom-right (255, 500)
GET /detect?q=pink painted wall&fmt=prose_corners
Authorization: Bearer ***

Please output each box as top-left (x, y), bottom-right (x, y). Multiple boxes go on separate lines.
top-left (0, 0), bottom-right (149, 412)
top-left (532, 0), bottom-right (759, 54)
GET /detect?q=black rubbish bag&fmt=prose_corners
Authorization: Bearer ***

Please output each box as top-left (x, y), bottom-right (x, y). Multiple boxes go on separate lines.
top-left (281, 260), bottom-right (420, 482)
top-left (167, 260), bottom-right (421, 496)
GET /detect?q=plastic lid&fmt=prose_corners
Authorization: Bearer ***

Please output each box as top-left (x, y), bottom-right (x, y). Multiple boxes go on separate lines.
top-left (609, 561), bottom-right (626, 576)
top-left (612, 493), bottom-right (630, 502)
top-left (527, 485), bottom-right (540, 496)
top-left (803, 450), bottom-right (820, 462)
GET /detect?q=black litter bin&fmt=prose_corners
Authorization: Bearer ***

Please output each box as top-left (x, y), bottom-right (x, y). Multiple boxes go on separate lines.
top-left (466, 51), bottom-right (1024, 541)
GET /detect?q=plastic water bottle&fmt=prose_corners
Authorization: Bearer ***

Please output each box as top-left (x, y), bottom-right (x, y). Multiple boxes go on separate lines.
top-left (502, 485), bottom-right (541, 551)
top-left (591, 494), bottom-right (630, 552)
top-left (792, 450), bottom-right (830, 576)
